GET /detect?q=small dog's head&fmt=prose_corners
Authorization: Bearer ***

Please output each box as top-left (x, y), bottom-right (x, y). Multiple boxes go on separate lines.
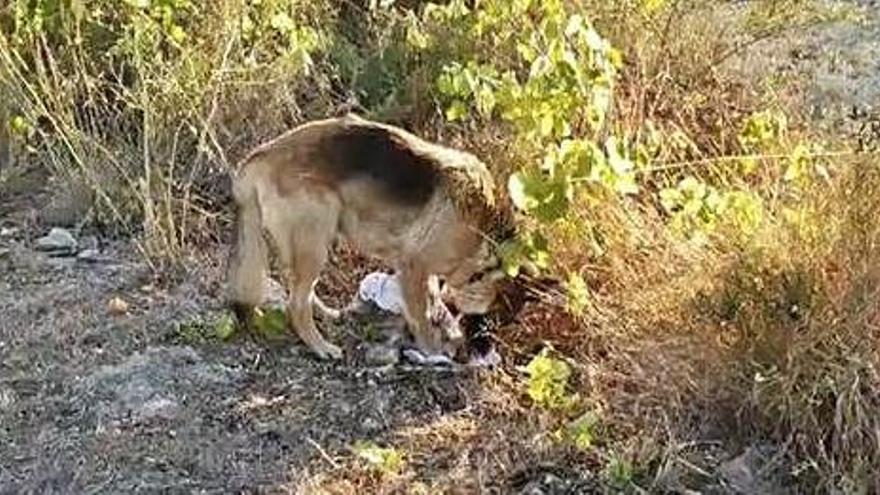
top-left (440, 265), bottom-right (562, 361)
top-left (442, 240), bottom-right (508, 314)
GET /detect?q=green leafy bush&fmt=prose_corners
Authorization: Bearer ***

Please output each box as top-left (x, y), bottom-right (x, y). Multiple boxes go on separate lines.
top-left (524, 348), bottom-right (578, 410)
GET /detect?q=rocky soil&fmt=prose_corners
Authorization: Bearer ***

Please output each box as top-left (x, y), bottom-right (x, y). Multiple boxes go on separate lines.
top-left (2, 1), bottom-right (879, 493)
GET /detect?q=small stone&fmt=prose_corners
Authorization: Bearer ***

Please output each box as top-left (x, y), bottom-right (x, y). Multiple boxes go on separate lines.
top-left (0, 387), bottom-right (17, 409)
top-left (136, 397), bottom-right (180, 422)
top-left (0, 226), bottom-right (18, 237)
top-left (402, 348), bottom-right (428, 366)
top-left (361, 416), bottom-right (382, 433)
top-left (365, 345), bottom-right (399, 366)
top-left (719, 448), bottom-right (759, 493)
top-left (518, 473), bottom-right (567, 495)
top-left (468, 348), bottom-right (502, 368)
top-left (402, 348), bottom-right (455, 367)
top-left (35, 227), bottom-right (78, 254)
top-left (77, 248), bottom-right (102, 262)
top-left (79, 235), bottom-right (99, 250)
top-left (423, 353), bottom-right (454, 366)
top-left (108, 296), bottom-right (129, 315)
top-left (263, 277), bottom-right (287, 305)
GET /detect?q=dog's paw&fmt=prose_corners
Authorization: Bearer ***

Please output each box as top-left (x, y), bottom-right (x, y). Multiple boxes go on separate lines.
top-left (314, 342), bottom-right (344, 361)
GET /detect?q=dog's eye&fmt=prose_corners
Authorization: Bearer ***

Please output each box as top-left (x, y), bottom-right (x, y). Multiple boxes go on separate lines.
top-left (467, 271), bottom-right (484, 284)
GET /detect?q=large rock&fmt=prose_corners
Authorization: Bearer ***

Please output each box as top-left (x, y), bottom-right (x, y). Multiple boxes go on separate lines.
top-left (35, 228), bottom-right (78, 255)
top-left (74, 346), bottom-right (240, 428)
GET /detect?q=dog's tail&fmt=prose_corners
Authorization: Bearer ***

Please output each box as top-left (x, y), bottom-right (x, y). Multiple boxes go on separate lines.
top-left (226, 157), bottom-right (267, 328)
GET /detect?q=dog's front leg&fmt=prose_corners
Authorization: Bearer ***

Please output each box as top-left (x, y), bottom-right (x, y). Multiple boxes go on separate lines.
top-left (398, 262), bottom-right (441, 355)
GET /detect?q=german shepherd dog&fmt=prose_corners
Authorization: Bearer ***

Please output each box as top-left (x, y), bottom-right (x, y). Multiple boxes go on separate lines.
top-left (226, 114), bottom-right (517, 360)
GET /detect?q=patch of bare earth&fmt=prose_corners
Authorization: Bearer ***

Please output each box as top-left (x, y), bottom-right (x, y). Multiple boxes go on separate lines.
top-left (2, 3), bottom-right (877, 492)
top-left (0, 181), bottom-right (592, 493)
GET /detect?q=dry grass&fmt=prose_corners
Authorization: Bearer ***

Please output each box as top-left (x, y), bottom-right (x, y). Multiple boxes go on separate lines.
top-left (293, 372), bottom-right (601, 494)
top-left (3, 0), bottom-right (879, 492)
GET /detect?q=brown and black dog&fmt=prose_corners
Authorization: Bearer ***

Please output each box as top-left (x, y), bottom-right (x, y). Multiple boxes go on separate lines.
top-left (226, 113), bottom-right (518, 360)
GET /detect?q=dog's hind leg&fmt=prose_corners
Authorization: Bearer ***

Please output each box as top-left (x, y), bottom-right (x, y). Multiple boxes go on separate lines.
top-left (287, 245), bottom-right (342, 360)
top-left (264, 191), bottom-right (343, 360)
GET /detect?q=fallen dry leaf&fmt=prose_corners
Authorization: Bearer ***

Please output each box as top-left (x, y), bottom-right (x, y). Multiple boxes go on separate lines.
top-left (107, 296), bottom-right (129, 315)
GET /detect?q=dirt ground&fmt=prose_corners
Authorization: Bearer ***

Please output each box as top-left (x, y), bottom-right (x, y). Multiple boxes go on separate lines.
top-left (1, 2), bottom-right (879, 493)
top-left (0, 177), bottom-right (600, 493)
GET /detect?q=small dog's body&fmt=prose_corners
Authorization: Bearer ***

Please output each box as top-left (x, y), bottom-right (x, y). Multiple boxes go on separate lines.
top-left (226, 114), bottom-right (514, 359)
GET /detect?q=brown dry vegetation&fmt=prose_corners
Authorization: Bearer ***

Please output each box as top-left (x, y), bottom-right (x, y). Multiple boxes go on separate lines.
top-left (3, 0), bottom-right (880, 492)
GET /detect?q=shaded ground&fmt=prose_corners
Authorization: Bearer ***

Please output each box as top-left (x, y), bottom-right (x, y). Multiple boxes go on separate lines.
top-left (0, 182), bottom-right (597, 494)
top-left (0, 170), bottom-right (795, 495)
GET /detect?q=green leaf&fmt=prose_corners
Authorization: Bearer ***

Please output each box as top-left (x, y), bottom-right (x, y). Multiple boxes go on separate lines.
top-left (609, 48), bottom-right (624, 69)
top-left (353, 441), bottom-right (405, 474)
top-left (565, 272), bottom-right (590, 315)
top-left (641, 0), bottom-right (667, 14)
top-left (583, 26), bottom-right (604, 51)
top-left (475, 86), bottom-right (496, 116)
top-left (606, 455), bottom-right (634, 489)
top-left (529, 55), bottom-right (552, 79)
top-left (605, 136), bottom-right (633, 175)
top-left (659, 188), bottom-right (683, 213)
top-left (678, 177), bottom-right (705, 198)
top-left (525, 348), bottom-right (574, 410)
top-left (785, 143), bottom-right (810, 182)
top-left (214, 314), bottom-right (237, 340)
top-left (168, 24), bottom-right (186, 44)
top-left (539, 113), bottom-right (555, 137)
top-left (524, 231), bottom-right (551, 269)
top-left (499, 239), bottom-right (527, 277)
top-left (682, 197), bottom-right (703, 216)
top-left (720, 190), bottom-right (764, 234)
top-left (508, 172), bottom-right (533, 211)
top-left (445, 100), bottom-right (469, 121)
top-left (406, 23), bottom-right (430, 50)
top-left (566, 411), bottom-right (600, 450)
top-left (270, 12), bottom-right (295, 33)
top-left (614, 173), bottom-right (639, 195)
top-left (531, 178), bottom-right (571, 222)
top-left (437, 71), bottom-right (455, 96)
top-left (565, 14), bottom-right (585, 36)
top-left (254, 306), bottom-right (286, 335)
top-left (739, 156), bottom-right (758, 175)
top-left (9, 115), bottom-right (29, 135)
top-left (516, 41), bottom-right (538, 62)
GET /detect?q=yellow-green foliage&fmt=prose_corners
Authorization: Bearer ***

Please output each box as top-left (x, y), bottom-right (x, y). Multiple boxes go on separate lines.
top-left (3, 1), bottom-right (878, 491)
top-left (352, 441), bottom-right (405, 475)
top-left (524, 348), bottom-right (578, 410)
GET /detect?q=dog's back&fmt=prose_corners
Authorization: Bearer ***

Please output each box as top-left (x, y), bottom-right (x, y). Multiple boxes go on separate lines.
top-left (235, 114), bottom-right (480, 206)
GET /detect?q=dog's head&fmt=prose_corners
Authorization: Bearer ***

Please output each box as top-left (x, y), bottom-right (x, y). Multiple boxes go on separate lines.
top-left (443, 245), bottom-right (507, 315)
top-left (445, 270), bottom-right (562, 362)
top-left (443, 255), bottom-right (560, 320)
